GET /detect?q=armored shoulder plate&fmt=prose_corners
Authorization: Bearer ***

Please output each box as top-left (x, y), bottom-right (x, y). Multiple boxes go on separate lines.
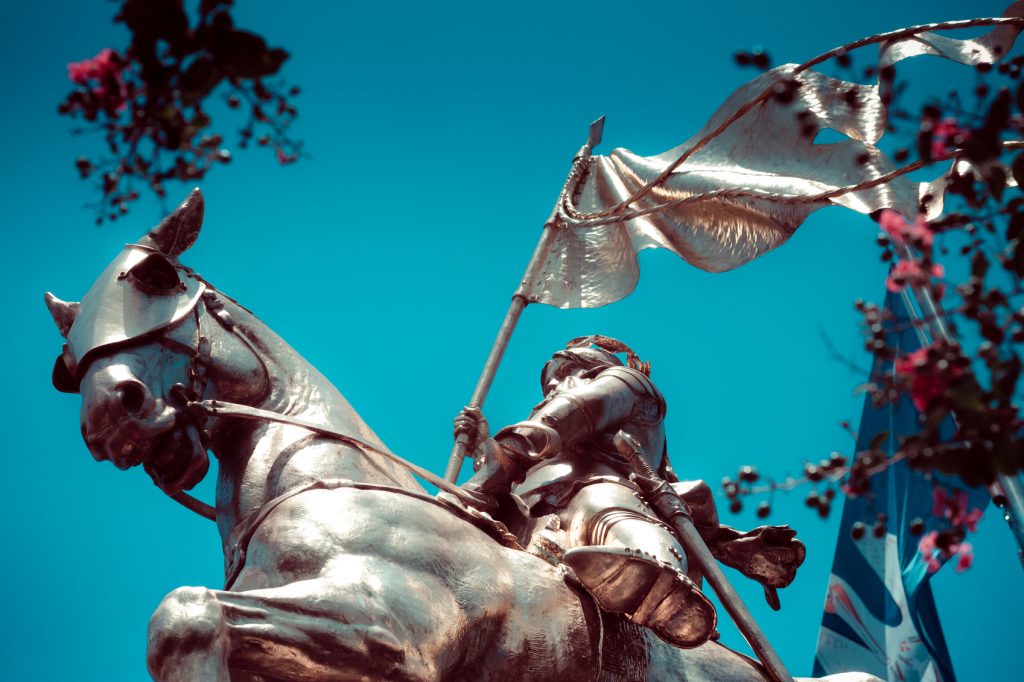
top-left (598, 366), bottom-right (665, 425)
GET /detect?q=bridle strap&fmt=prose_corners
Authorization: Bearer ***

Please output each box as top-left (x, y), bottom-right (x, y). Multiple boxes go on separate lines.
top-left (170, 491), bottom-right (217, 520)
top-left (163, 289), bottom-right (480, 522)
top-left (187, 398), bottom-right (478, 504)
top-left (161, 300), bottom-right (218, 522)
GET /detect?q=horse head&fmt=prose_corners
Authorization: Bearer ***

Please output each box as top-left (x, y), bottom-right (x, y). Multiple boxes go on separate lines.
top-left (45, 189), bottom-right (267, 495)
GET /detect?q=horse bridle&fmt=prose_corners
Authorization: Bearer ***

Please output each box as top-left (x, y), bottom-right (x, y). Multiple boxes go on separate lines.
top-left (62, 247), bottom-right (478, 521)
top-left (172, 288), bottom-right (478, 521)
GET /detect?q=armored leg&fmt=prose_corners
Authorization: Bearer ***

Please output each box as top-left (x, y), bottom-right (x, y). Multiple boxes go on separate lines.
top-left (558, 482), bottom-right (716, 649)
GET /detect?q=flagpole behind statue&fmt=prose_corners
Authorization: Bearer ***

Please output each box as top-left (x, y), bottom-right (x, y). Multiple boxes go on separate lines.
top-left (443, 117), bottom-right (605, 482)
top-left (890, 237), bottom-right (1024, 567)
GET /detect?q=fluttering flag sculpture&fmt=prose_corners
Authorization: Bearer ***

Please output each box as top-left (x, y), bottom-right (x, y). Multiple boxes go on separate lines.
top-left (446, 4), bottom-right (1024, 484)
top-left (525, 9), bottom-right (1024, 308)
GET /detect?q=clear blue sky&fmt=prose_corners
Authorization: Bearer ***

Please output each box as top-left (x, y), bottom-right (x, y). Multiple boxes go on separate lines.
top-left (1, 1), bottom-right (1020, 679)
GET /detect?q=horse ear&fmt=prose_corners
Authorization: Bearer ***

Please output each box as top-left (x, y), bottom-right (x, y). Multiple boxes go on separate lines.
top-left (44, 292), bottom-right (80, 337)
top-left (139, 187), bottom-right (204, 257)
top-left (52, 354), bottom-right (79, 393)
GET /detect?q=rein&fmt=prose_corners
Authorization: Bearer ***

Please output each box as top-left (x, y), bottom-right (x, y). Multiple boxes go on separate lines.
top-left (186, 398), bottom-right (476, 502)
top-left (171, 289), bottom-right (480, 524)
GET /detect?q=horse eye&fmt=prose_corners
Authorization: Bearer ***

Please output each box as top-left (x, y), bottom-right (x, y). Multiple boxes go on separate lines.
top-left (127, 253), bottom-right (182, 295)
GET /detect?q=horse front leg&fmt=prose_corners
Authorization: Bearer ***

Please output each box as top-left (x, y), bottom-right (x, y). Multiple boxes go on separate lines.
top-left (147, 571), bottom-right (458, 682)
top-left (147, 586), bottom-right (230, 682)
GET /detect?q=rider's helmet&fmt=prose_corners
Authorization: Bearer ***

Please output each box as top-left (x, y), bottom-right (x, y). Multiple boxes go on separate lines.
top-left (539, 335), bottom-right (649, 394)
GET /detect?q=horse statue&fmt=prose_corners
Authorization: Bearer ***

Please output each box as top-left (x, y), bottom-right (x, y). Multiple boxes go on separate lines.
top-left (45, 189), bottom-right (879, 682)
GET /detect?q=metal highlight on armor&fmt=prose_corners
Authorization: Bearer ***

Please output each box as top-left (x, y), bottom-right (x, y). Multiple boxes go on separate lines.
top-left (588, 508), bottom-right (674, 548)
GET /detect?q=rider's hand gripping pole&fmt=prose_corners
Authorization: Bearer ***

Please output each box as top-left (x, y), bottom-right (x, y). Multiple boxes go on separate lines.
top-left (443, 117), bottom-right (606, 483)
top-left (613, 431), bottom-right (794, 682)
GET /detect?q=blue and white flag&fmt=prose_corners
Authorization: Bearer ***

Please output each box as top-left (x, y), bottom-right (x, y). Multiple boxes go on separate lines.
top-left (812, 289), bottom-right (988, 682)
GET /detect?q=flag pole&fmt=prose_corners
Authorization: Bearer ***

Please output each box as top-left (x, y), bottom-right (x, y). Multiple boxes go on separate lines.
top-left (891, 238), bottom-right (1024, 568)
top-left (443, 116), bottom-right (605, 483)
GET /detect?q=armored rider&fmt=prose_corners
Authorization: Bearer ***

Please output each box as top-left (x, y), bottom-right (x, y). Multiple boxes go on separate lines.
top-left (456, 336), bottom-right (807, 649)
top-left (456, 336), bottom-right (717, 648)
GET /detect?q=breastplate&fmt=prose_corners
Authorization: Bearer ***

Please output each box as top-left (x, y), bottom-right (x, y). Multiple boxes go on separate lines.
top-left (515, 420), bottom-right (666, 499)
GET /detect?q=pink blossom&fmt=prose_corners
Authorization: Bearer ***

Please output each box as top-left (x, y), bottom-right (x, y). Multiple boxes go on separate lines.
top-left (879, 210), bottom-right (935, 248)
top-left (879, 209), bottom-right (906, 240)
top-left (920, 490), bottom-right (980, 573)
top-left (67, 61), bottom-right (90, 85)
top-left (919, 531), bottom-right (974, 573)
top-left (954, 543), bottom-right (974, 572)
top-left (931, 487), bottom-right (984, 531)
top-left (886, 259), bottom-right (944, 293)
top-left (950, 490), bottom-right (969, 519)
top-left (276, 148), bottom-right (297, 165)
top-left (918, 531), bottom-right (942, 573)
top-left (67, 48), bottom-right (122, 83)
top-left (950, 492), bottom-right (984, 532)
top-left (918, 530), bottom-right (937, 555)
top-left (931, 487), bottom-right (948, 518)
top-left (894, 345), bottom-right (960, 411)
top-left (67, 48), bottom-right (127, 111)
top-left (931, 117), bottom-right (968, 159)
top-left (958, 507), bottom-right (984, 533)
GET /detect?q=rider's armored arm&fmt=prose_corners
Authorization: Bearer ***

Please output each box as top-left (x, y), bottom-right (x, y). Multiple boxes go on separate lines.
top-left (670, 480), bottom-right (720, 530)
top-left (493, 367), bottom-right (664, 477)
top-left (668, 480), bottom-right (805, 589)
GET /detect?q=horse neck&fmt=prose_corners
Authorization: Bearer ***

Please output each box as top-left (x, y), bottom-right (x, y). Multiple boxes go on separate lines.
top-left (204, 295), bottom-right (422, 537)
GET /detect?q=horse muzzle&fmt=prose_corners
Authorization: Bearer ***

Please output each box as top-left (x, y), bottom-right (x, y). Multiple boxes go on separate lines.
top-left (80, 363), bottom-right (209, 493)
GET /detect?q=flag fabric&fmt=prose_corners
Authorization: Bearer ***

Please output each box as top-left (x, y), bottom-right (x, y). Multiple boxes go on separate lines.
top-left (811, 289), bottom-right (989, 682)
top-left (526, 4), bottom-right (1024, 309)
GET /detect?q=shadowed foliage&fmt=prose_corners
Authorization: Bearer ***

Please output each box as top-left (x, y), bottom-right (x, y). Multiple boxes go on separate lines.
top-left (59, 0), bottom-right (303, 224)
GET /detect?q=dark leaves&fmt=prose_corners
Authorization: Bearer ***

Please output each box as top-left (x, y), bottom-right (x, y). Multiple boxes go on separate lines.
top-left (869, 430), bottom-right (889, 451)
top-left (1012, 152), bottom-right (1024, 188)
top-left (992, 355), bottom-right (1021, 406)
top-left (984, 165), bottom-right (1007, 202)
top-left (61, 1), bottom-right (303, 223)
top-left (714, 32), bottom-right (1024, 567)
top-left (971, 251), bottom-right (989, 280)
top-left (734, 47), bottom-right (771, 71)
top-left (119, 0), bottom-right (189, 58)
top-left (917, 126), bottom-right (934, 163)
top-left (199, 0), bottom-right (233, 16)
top-left (179, 57), bottom-right (220, 103)
top-left (1008, 238), bottom-right (1024, 278)
top-left (215, 30), bottom-right (288, 79)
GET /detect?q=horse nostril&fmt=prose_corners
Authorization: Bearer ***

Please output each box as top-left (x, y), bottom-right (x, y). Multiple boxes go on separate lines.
top-left (117, 380), bottom-right (148, 415)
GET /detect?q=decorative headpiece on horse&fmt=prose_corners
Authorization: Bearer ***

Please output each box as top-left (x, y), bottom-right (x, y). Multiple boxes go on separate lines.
top-left (45, 189), bottom-right (207, 393)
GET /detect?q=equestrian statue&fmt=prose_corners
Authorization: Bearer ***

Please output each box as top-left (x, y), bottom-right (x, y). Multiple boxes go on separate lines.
top-left (44, 189), bottom-right (879, 681)
top-left (44, 5), bottom-right (1024, 677)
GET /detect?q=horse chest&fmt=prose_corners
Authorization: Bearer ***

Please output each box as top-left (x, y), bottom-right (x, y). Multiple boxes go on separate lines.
top-left (230, 495), bottom-right (341, 588)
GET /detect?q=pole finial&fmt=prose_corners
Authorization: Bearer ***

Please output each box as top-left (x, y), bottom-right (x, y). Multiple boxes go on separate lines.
top-left (588, 116), bottom-right (606, 150)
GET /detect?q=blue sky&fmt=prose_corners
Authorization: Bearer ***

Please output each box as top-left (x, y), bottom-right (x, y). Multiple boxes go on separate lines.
top-left (1, 1), bottom-right (1021, 679)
